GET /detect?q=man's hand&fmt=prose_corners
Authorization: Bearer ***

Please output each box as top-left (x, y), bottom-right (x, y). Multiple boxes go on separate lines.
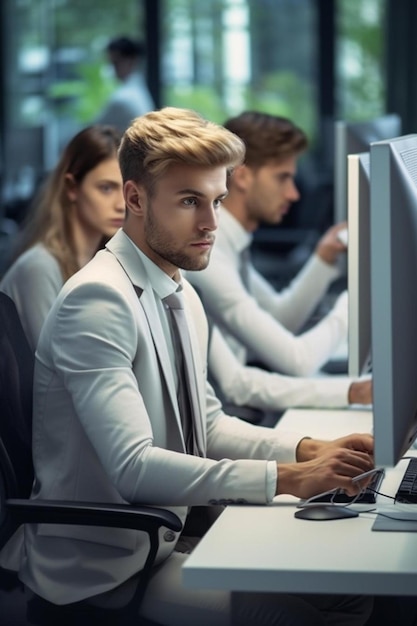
top-left (276, 433), bottom-right (374, 499)
top-left (315, 222), bottom-right (348, 265)
top-left (348, 378), bottom-right (372, 405)
top-left (296, 433), bottom-right (374, 462)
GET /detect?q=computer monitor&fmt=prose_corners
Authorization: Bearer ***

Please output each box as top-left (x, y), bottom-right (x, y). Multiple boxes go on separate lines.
top-left (347, 152), bottom-right (372, 378)
top-left (334, 113), bottom-right (401, 225)
top-left (370, 134), bottom-right (417, 467)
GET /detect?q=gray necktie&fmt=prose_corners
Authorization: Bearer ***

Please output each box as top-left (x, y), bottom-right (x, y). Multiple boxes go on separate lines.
top-left (163, 291), bottom-right (202, 456)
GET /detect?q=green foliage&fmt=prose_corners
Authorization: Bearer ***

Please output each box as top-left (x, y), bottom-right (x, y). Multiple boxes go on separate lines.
top-left (48, 61), bottom-right (116, 123)
top-left (337, 0), bottom-right (386, 120)
top-left (243, 71), bottom-right (316, 142)
top-left (53, 1), bottom-right (142, 48)
top-left (164, 71), bottom-right (316, 142)
top-left (163, 85), bottom-right (227, 123)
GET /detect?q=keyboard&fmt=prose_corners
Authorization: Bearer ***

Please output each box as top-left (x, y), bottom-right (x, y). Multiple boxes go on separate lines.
top-left (395, 457), bottom-right (417, 503)
top-left (310, 469), bottom-right (385, 505)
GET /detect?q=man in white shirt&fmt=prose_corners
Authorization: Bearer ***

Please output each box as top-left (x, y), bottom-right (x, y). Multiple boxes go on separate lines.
top-left (18, 107), bottom-right (373, 626)
top-left (187, 111), bottom-right (371, 406)
top-left (95, 36), bottom-right (155, 133)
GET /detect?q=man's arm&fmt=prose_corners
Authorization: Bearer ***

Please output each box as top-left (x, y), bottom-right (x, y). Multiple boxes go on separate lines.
top-left (190, 251), bottom-right (348, 376)
top-left (249, 222), bottom-right (347, 333)
top-left (209, 325), bottom-right (363, 409)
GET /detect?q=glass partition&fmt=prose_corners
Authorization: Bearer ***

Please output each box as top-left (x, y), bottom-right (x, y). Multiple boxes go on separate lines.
top-left (2, 0), bottom-right (144, 215)
top-left (161, 0), bottom-right (318, 141)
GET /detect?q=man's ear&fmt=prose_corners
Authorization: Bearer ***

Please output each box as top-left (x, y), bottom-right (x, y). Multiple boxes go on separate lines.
top-left (124, 180), bottom-right (147, 216)
top-left (230, 164), bottom-right (253, 192)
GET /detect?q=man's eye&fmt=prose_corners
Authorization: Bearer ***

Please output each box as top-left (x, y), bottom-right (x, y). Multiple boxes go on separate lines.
top-left (99, 184), bottom-right (113, 193)
top-left (277, 174), bottom-right (292, 184)
top-left (183, 198), bottom-right (197, 206)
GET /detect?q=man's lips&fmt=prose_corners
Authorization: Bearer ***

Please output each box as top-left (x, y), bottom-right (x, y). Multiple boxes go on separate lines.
top-left (190, 239), bottom-right (215, 248)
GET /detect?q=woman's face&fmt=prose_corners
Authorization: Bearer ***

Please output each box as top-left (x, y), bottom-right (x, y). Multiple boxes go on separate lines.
top-left (69, 156), bottom-right (125, 239)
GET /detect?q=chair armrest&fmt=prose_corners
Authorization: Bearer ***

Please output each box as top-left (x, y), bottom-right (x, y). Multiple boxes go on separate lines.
top-left (6, 498), bottom-right (183, 532)
top-left (4, 498), bottom-right (183, 616)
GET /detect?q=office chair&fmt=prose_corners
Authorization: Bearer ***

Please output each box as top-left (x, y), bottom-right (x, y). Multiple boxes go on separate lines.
top-left (0, 292), bottom-right (182, 625)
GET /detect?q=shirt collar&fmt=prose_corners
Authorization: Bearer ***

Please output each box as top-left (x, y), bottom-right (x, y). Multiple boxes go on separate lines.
top-left (219, 206), bottom-right (252, 254)
top-left (134, 245), bottom-right (182, 300)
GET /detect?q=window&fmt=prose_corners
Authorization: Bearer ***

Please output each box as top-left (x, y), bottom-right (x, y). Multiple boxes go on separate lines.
top-left (162, 0), bottom-right (318, 142)
top-left (336, 0), bottom-right (386, 120)
top-left (2, 0), bottom-right (143, 206)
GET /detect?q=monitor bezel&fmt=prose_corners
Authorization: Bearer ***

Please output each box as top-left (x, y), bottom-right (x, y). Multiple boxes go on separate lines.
top-left (334, 113), bottom-right (402, 225)
top-left (347, 152), bottom-right (372, 378)
top-left (370, 133), bottom-right (417, 467)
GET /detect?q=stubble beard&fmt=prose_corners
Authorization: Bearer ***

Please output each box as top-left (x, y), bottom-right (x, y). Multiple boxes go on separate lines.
top-left (144, 208), bottom-right (211, 272)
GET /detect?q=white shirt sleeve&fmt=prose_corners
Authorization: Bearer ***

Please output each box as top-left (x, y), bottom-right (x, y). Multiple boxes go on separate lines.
top-left (250, 253), bottom-right (340, 332)
top-left (209, 326), bottom-right (351, 409)
top-left (266, 461), bottom-right (277, 501)
top-left (189, 246), bottom-right (348, 377)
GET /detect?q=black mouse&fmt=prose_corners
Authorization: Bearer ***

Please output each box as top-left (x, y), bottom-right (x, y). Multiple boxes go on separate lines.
top-left (294, 505), bottom-right (359, 521)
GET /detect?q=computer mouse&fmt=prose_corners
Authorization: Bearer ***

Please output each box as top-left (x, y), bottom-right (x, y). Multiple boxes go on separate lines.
top-left (294, 505), bottom-right (359, 521)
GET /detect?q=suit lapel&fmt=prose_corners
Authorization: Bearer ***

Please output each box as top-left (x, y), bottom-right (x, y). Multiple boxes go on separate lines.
top-left (106, 231), bottom-right (187, 446)
top-left (132, 284), bottom-right (181, 424)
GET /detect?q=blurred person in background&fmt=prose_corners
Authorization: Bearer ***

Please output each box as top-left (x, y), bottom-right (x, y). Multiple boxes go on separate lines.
top-left (187, 111), bottom-right (353, 379)
top-left (0, 125), bottom-right (125, 351)
top-left (95, 36), bottom-right (155, 133)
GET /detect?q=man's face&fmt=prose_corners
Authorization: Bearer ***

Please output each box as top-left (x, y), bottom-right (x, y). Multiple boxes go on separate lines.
top-left (244, 155), bottom-right (300, 227)
top-left (124, 163), bottom-right (228, 276)
top-left (108, 51), bottom-right (135, 81)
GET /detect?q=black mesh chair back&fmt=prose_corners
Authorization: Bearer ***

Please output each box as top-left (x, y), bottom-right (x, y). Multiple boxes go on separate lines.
top-left (0, 292), bottom-right (34, 599)
top-left (0, 293), bottom-right (34, 540)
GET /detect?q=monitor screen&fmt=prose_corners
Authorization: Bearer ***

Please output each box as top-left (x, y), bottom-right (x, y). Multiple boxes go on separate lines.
top-left (370, 134), bottom-right (417, 467)
top-left (347, 152), bottom-right (372, 378)
top-left (334, 113), bottom-right (401, 225)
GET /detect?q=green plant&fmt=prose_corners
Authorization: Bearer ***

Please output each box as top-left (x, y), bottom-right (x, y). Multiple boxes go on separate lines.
top-left (48, 61), bottom-right (116, 123)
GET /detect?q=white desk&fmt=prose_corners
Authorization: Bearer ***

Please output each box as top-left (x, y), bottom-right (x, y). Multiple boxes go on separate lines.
top-left (182, 408), bottom-right (417, 596)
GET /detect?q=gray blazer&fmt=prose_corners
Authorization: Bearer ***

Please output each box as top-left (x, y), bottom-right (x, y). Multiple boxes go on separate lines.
top-left (20, 229), bottom-right (296, 605)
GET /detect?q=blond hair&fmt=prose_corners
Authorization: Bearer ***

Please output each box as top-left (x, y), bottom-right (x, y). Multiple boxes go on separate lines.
top-left (118, 107), bottom-right (245, 194)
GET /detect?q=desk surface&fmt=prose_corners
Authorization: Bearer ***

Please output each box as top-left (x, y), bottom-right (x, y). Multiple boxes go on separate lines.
top-left (182, 408), bottom-right (417, 596)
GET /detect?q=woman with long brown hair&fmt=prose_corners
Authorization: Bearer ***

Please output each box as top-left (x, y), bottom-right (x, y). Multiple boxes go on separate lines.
top-left (0, 124), bottom-right (125, 350)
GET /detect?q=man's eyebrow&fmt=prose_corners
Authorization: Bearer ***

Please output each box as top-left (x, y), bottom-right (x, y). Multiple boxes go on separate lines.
top-left (175, 188), bottom-right (204, 196)
top-left (175, 188), bottom-right (228, 198)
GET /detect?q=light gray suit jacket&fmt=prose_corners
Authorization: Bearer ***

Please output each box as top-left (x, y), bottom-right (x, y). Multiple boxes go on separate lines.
top-left (20, 229), bottom-right (301, 605)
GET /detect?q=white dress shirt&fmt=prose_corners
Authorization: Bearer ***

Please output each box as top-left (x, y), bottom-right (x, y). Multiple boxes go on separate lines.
top-left (187, 207), bottom-right (348, 377)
